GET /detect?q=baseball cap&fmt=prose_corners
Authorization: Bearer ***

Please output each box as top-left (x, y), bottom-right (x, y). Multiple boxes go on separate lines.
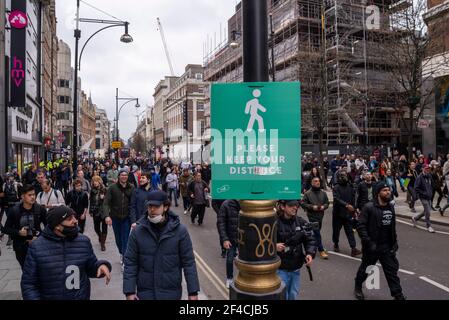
top-left (145, 191), bottom-right (168, 207)
top-left (47, 206), bottom-right (75, 228)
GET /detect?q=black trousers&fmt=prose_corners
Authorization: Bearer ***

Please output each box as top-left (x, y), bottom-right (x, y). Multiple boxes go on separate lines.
top-left (93, 215), bottom-right (108, 237)
top-left (78, 217), bottom-right (86, 234)
top-left (15, 245), bottom-right (29, 269)
top-left (355, 250), bottom-right (403, 297)
top-left (191, 205), bottom-right (206, 224)
top-left (332, 212), bottom-right (356, 249)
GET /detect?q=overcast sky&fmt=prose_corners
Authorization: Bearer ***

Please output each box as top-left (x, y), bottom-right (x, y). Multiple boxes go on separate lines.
top-left (56, 0), bottom-right (237, 141)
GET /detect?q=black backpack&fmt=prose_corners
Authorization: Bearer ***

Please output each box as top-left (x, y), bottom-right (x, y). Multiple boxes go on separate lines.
top-left (4, 182), bottom-right (19, 204)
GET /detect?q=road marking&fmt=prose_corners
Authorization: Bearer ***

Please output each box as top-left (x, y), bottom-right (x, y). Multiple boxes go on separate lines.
top-left (396, 219), bottom-right (449, 235)
top-left (419, 277), bottom-right (449, 293)
top-left (327, 251), bottom-right (361, 262)
top-left (327, 251), bottom-right (415, 275)
top-left (194, 251), bottom-right (229, 299)
top-left (398, 269), bottom-right (415, 275)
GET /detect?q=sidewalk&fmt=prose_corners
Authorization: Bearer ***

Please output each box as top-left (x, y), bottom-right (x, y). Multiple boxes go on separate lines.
top-left (0, 215), bottom-right (208, 300)
top-left (325, 189), bottom-right (449, 227)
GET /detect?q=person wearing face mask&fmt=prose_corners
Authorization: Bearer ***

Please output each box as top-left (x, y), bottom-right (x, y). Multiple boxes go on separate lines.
top-left (276, 200), bottom-right (316, 300)
top-left (412, 164), bottom-right (435, 233)
top-left (354, 182), bottom-right (406, 300)
top-left (123, 191), bottom-right (200, 300)
top-left (65, 179), bottom-right (89, 234)
top-left (20, 206), bottom-right (111, 300)
top-left (129, 172), bottom-right (153, 230)
top-left (332, 170), bottom-right (362, 257)
top-left (301, 177), bottom-right (330, 259)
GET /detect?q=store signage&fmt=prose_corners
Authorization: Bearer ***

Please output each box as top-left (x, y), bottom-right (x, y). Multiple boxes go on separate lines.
top-left (9, 0), bottom-right (27, 109)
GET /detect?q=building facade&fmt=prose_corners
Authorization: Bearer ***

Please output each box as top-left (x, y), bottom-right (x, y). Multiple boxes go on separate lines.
top-left (56, 39), bottom-right (79, 150)
top-left (164, 64), bottom-right (207, 162)
top-left (41, 0), bottom-right (58, 158)
top-left (153, 76), bottom-right (177, 158)
top-left (95, 107), bottom-right (111, 157)
top-left (424, 0), bottom-right (449, 156)
top-left (80, 91), bottom-right (96, 153)
top-left (204, 0), bottom-right (405, 152)
top-left (1, 0), bottom-right (7, 173)
top-left (6, 0), bottom-right (44, 175)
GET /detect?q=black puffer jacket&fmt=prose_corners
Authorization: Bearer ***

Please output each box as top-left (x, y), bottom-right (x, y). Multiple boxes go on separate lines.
top-left (21, 226), bottom-right (112, 300)
top-left (217, 200), bottom-right (240, 245)
top-left (277, 215), bottom-right (316, 271)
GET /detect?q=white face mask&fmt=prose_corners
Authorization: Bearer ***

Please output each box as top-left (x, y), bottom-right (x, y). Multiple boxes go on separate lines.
top-left (148, 214), bottom-right (164, 224)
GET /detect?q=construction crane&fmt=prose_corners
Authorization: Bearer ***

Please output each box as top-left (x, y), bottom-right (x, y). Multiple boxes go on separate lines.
top-left (157, 17), bottom-right (175, 76)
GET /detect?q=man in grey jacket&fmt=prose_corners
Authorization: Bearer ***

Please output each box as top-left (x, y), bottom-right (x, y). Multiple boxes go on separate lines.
top-left (301, 177), bottom-right (330, 259)
top-left (412, 164), bottom-right (435, 233)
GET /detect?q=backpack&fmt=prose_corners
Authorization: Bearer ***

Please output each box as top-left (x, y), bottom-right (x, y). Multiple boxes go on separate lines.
top-left (4, 182), bottom-right (19, 204)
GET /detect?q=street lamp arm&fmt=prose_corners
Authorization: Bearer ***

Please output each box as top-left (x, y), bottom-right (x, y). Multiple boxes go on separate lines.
top-left (78, 24), bottom-right (124, 71)
top-left (118, 99), bottom-right (139, 119)
top-left (79, 18), bottom-right (126, 25)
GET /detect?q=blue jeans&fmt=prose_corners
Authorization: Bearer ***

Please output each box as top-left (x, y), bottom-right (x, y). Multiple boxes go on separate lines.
top-left (168, 187), bottom-right (178, 206)
top-left (226, 244), bottom-right (238, 279)
top-left (313, 229), bottom-right (324, 252)
top-left (278, 269), bottom-right (300, 300)
top-left (112, 217), bottom-right (131, 256)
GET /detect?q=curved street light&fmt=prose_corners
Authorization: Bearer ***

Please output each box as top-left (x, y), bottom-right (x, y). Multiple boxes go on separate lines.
top-left (72, 0), bottom-right (133, 171)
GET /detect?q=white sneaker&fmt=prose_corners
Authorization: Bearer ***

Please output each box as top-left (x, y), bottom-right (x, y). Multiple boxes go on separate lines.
top-left (411, 217), bottom-right (417, 228)
top-left (428, 227), bottom-right (435, 233)
top-left (225, 278), bottom-right (234, 289)
top-left (184, 210), bottom-right (188, 215)
top-left (121, 263), bottom-right (124, 273)
top-left (120, 254), bottom-right (123, 264)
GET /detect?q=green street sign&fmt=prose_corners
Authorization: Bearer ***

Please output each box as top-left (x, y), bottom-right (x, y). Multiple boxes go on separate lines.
top-left (211, 82), bottom-right (301, 200)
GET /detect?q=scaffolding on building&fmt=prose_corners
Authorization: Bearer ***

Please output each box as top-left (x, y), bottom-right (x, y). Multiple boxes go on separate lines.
top-left (204, 0), bottom-right (407, 146)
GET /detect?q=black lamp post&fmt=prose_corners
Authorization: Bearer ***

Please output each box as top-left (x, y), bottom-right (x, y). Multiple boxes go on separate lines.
top-left (115, 88), bottom-right (140, 162)
top-left (230, 0), bottom-right (285, 301)
top-left (72, 0), bottom-right (133, 172)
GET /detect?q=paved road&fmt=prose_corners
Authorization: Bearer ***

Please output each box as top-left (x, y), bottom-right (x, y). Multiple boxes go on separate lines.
top-left (2, 202), bottom-right (449, 300)
top-left (172, 203), bottom-right (449, 300)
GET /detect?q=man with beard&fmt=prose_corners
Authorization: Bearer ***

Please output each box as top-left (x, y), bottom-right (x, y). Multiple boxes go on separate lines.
top-left (21, 206), bottom-right (111, 300)
top-left (354, 182), bottom-right (406, 300)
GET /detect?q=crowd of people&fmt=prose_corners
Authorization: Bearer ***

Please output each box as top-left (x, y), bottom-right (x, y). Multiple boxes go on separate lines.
top-left (0, 150), bottom-right (448, 300)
